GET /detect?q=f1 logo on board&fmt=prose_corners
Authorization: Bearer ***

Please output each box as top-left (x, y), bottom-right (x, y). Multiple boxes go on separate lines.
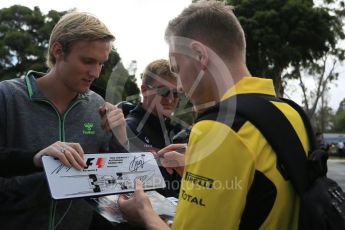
top-left (84, 157), bottom-right (106, 169)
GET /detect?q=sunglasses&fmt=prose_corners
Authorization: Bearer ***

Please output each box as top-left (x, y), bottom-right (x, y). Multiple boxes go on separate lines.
top-left (146, 85), bottom-right (180, 98)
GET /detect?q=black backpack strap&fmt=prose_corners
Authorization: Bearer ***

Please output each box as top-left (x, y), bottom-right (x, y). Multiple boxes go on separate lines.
top-left (281, 98), bottom-right (328, 178)
top-left (280, 98), bottom-right (317, 151)
top-left (231, 94), bottom-right (310, 195)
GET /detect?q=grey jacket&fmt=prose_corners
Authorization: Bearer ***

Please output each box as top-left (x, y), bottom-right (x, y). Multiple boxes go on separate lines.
top-left (0, 71), bottom-right (121, 230)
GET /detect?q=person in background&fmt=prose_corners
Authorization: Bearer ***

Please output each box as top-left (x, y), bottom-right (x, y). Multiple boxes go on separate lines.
top-left (315, 132), bottom-right (326, 150)
top-left (338, 141), bottom-right (344, 156)
top-left (0, 11), bottom-right (127, 230)
top-left (126, 59), bottom-right (183, 198)
top-left (117, 1), bottom-right (310, 229)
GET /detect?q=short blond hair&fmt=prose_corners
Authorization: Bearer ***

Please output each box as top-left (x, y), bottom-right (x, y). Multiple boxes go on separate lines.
top-left (46, 11), bottom-right (115, 68)
top-left (165, 1), bottom-right (246, 60)
top-left (142, 59), bottom-right (175, 86)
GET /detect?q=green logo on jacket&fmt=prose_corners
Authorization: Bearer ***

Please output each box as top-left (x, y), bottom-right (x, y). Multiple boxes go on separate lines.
top-left (83, 122), bottom-right (95, 135)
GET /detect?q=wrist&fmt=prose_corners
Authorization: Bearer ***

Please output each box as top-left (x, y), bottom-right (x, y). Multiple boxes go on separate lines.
top-left (33, 152), bottom-right (43, 168)
top-left (112, 126), bottom-right (127, 142)
top-left (112, 132), bottom-right (129, 150)
top-left (141, 205), bottom-right (171, 230)
top-left (142, 210), bottom-right (166, 230)
top-left (122, 139), bottom-right (129, 150)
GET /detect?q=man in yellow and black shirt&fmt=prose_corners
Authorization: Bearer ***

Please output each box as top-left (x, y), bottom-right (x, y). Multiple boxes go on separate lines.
top-left (117, 1), bottom-right (309, 230)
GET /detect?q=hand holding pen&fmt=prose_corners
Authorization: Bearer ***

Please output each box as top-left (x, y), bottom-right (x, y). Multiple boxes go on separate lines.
top-left (98, 102), bottom-right (128, 146)
top-left (155, 144), bottom-right (187, 176)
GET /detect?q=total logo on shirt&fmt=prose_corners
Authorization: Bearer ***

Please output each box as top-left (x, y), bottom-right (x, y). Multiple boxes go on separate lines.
top-left (181, 189), bottom-right (206, 207)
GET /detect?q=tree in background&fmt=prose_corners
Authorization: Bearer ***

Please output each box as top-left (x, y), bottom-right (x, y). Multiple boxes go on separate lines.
top-left (194, 0), bottom-right (344, 131)
top-left (338, 98), bottom-right (345, 113)
top-left (208, 0), bottom-right (345, 96)
top-left (333, 112), bottom-right (345, 132)
top-left (0, 4), bottom-right (139, 100)
top-left (311, 93), bottom-right (335, 132)
top-left (283, 0), bottom-right (345, 133)
top-left (286, 54), bottom-right (340, 120)
top-left (333, 98), bottom-right (345, 132)
top-left (105, 61), bottom-right (140, 105)
top-left (125, 60), bottom-right (141, 103)
top-left (283, 0), bottom-right (345, 122)
top-left (0, 5), bottom-right (65, 80)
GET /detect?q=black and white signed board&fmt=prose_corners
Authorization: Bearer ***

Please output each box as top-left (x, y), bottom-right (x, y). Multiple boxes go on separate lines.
top-left (42, 152), bottom-right (166, 199)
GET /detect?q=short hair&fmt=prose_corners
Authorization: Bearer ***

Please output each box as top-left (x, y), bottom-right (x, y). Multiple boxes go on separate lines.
top-left (141, 59), bottom-right (176, 86)
top-left (46, 11), bottom-right (115, 68)
top-left (165, 1), bottom-right (246, 60)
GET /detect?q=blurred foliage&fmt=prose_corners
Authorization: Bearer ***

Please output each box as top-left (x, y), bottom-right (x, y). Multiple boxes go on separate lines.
top-left (0, 5), bottom-right (65, 80)
top-left (194, 0), bottom-right (345, 96)
top-left (333, 111), bottom-right (345, 132)
top-left (332, 98), bottom-right (345, 132)
top-left (0, 4), bottom-right (139, 100)
top-left (231, 0), bottom-right (344, 95)
top-left (104, 61), bottom-right (140, 105)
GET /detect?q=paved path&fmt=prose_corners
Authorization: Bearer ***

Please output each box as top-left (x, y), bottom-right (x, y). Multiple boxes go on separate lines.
top-left (327, 158), bottom-right (345, 190)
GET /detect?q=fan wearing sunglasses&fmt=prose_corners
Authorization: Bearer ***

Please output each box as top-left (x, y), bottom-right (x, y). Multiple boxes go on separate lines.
top-left (126, 59), bottom-right (183, 198)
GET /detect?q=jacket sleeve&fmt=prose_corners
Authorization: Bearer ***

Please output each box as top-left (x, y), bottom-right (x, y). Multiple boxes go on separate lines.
top-left (0, 147), bottom-right (41, 177)
top-left (0, 83), bottom-right (48, 212)
top-left (0, 82), bottom-right (41, 176)
top-left (0, 82), bottom-right (7, 147)
top-left (0, 172), bottom-right (50, 213)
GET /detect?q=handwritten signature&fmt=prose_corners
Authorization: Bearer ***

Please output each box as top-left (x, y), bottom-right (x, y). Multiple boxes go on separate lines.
top-left (51, 163), bottom-right (72, 174)
top-left (129, 155), bottom-right (145, 172)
